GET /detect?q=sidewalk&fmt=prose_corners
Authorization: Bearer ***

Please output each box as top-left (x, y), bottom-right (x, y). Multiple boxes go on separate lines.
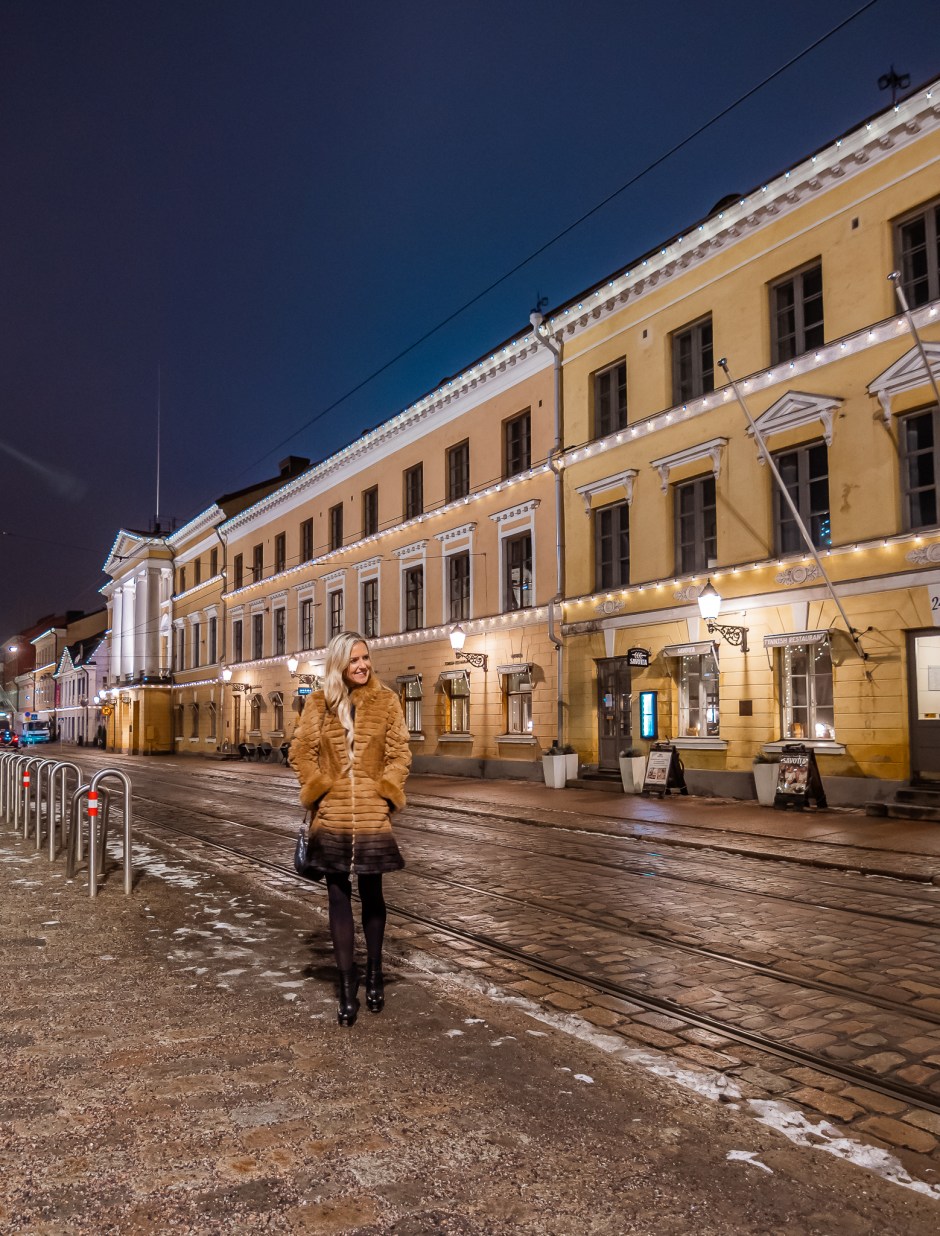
top-left (403, 773), bottom-right (940, 883)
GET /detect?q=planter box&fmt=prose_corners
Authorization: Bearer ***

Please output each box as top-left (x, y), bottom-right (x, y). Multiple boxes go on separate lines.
top-left (542, 754), bottom-right (568, 789)
top-left (565, 752), bottom-right (579, 783)
top-left (753, 761), bottom-right (780, 807)
top-left (619, 755), bottom-right (646, 794)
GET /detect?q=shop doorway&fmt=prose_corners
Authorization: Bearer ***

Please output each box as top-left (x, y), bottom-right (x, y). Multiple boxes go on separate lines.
top-left (907, 629), bottom-right (940, 782)
top-left (596, 657), bottom-right (632, 771)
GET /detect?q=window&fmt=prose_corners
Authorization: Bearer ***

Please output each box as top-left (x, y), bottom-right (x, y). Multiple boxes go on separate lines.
top-left (192, 622), bottom-right (201, 669)
top-left (781, 640), bottom-right (835, 740)
top-left (249, 694), bottom-right (262, 733)
top-left (362, 486), bottom-right (379, 537)
top-left (362, 578), bottom-right (378, 638)
top-left (207, 701), bottom-right (217, 740)
top-left (329, 590), bottom-right (344, 639)
top-left (252, 612), bottom-right (264, 660)
top-left (774, 441), bottom-right (830, 552)
top-left (233, 554), bottom-right (244, 589)
top-left (271, 691), bottom-right (284, 733)
top-left (594, 501), bottom-right (629, 589)
top-left (503, 667), bottom-right (533, 735)
top-left (300, 518), bottom-right (314, 562)
top-left (447, 440), bottom-right (470, 501)
top-left (771, 262), bottom-right (824, 364)
top-left (174, 703), bottom-right (185, 738)
top-left (329, 504), bottom-right (344, 551)
top-left (447, 551), bottom-right (470, 622)
top-left (178, 567), bottom-right (186, 594)
top-left (252, 544), bottom-right (264, 582)
top-left (678, 650), bottom-right (719, 737)
top-left (900, 407), bottom-right (940, 530)
top-left (675, 475), bottom-right (716, 574)
top-left (398, 675), bottom-right (422, 735)
top-left (504, 411), bottom-right (531, 478)
top-left (404, 565), bottom-right (424, 631)
top-left (208, 616), bottom-right (217, 665)
top-left (594, 361), bottom-right (627, 438)
top-left (189, 702), bottom-right (199, 739)
top-left (177, 627), bottom-right (186, 671)
top-left (672, 316), bottom-right (714, 403)
top-left (504, 533), bottom-right (532, 611)
top-left (232, 619), bottom-right (243, 662)
top-left (210, 547), bottom-right (219, 577)
top-left (194, 558), bottom-right (202, 586)
top-left (274, 607), bottom-right (286, 656)
top-left (895, 196), bottom-right (940, 308)
top-left (404, 464), bottom-right (423, 519)
top-left (442, 671), bottom-right (470, 734)
top-left (274, 533), bottom-right (286, 574)
top-left (300, 598), bottom-right (314, 650)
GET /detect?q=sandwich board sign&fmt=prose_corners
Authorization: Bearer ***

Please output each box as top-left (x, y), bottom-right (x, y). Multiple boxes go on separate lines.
top-left (773, 744), bottom-right (827, 810)
top-left (642, 743), bottom-right (688, 798)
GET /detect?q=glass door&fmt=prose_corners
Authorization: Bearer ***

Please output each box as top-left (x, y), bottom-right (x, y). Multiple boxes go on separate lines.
top-left (596, 658), bottom-right (632, 771)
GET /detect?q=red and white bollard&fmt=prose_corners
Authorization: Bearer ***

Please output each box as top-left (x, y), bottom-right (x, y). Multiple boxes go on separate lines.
top-left (87, 790), bottom-right (100, 898)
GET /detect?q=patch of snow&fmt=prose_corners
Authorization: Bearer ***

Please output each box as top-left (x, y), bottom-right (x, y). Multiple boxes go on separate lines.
top-left (727, 1150), bottom-right (772, 1174)
top-left (574, 1074), bottom-right (594, 1084)
top-left (749, 1101), bottom-right (940, 1199)
top-left (445, 1029), bottom-right (464, 1038)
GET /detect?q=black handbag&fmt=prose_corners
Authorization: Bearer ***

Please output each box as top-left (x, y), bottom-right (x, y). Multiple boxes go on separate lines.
top-left (293, 815), bottom-right (325, 882)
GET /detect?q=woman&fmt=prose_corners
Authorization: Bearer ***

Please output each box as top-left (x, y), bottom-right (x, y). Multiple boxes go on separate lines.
top-left (289, 631), bottom-right (411, 1026)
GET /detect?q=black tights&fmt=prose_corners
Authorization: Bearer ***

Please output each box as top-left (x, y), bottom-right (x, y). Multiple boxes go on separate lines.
top-left (325, 873), bottom-right (386, 972)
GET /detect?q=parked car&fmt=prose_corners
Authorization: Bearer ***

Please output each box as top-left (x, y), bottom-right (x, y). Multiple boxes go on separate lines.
top-left (1, 729), bottom-right (19, 748)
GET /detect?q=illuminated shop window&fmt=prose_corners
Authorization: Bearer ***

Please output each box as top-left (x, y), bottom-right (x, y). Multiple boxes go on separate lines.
top-left (678, 650), bottom-right (719, 738)
top-left (397, 675), bottom-right (423, 735)
top-left (500, 665), bottom-right (533, 735)
top-left (441, 670), bottom-right (471, 734)
top-left (780, 640), bottom-right (835, 740)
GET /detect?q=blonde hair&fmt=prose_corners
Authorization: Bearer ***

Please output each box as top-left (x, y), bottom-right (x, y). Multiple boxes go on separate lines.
top-left (322, 631), bottom-right (370, 763)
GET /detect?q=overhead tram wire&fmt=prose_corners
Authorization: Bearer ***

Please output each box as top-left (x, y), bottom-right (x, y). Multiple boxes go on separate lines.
top-left (232, 0), bottom-right (884, 482)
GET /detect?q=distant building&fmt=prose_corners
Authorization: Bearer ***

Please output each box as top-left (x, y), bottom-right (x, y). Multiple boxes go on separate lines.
top-left (54, 609), bottom-right (109, 746)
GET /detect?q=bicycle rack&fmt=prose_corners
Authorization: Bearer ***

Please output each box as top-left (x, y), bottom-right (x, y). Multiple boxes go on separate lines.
top-left (0, 751), bottom-right (19, 821)
top-left (47, 761), bottom-right (84, 861)
top-left (19, 755), bottom-right (46, 841)
top-left (65, 768), bottom-right (133, 897)
top-left (31, 757), bottom-right (62, 852)
top-left (2, 753), bottom-right (30, 829)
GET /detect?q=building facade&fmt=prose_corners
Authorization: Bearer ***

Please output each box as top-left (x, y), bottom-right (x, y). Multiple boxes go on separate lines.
top-left (557, 77), bottom-right (940, 802)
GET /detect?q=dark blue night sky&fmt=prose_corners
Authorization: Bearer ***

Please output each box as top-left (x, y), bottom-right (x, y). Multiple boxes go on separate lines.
top-left (2, 0), bottom-right (939, 636)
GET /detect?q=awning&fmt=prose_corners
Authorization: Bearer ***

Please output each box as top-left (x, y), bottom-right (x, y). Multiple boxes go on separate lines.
top-left (763, 629), bottom-right (831, 649)
top-left (661, 640), bottom-right (719, 660)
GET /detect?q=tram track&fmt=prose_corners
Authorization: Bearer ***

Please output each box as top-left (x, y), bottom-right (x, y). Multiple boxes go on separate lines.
top-left (128, 806), bottom-right (940, 1123)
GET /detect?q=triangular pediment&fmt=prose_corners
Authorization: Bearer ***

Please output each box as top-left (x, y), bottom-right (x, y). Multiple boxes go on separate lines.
top-left (749, 391), bottom-right (841, 447)
top-left (868, 342), bottom-right (940, 398)
top-left (102, 528), bottom-right (172, 579)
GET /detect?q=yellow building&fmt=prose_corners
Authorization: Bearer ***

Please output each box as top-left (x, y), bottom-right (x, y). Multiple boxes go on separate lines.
top-left (557, 76), bottom-right (940, 803)
top-left (212, 338), bottom-right (561, 776)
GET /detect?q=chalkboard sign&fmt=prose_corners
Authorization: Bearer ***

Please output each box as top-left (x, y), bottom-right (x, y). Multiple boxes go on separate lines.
top-left (642, 743), bottom-right (688, 798)
top-left (773, 744), bottom-right (827, 810)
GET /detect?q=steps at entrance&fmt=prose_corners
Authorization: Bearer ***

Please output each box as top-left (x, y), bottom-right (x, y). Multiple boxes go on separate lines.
top-left (866, 785), bottom-right (940, 822)
top-left (571, 770), bottom-right (623, 794)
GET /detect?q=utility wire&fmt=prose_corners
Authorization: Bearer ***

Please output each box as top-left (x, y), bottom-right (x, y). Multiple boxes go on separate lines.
top-left (234, 0), bottom-right (883, 480)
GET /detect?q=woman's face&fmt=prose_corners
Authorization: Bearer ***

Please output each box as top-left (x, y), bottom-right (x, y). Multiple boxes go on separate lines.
top-left (343, 642), bottom-right (372, 688)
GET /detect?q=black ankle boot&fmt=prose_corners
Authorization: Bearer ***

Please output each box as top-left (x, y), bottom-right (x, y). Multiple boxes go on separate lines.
top-left (365, 959), bottom-right (384, 1014)
top-left (337, 967), bottom-right (360, 1027)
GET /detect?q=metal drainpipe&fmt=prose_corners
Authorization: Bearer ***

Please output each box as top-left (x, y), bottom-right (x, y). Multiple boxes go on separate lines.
top-left (530, 310), bottom-right (566, 745)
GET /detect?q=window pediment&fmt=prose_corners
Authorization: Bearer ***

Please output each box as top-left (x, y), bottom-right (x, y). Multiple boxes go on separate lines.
top-left (650, 438), bottom-right (727, 494)
top-left (869, 342), bottom-right (940, 424)
top-left (575, 470), bottom-right (638, 514)
top-left (748, 391), bottom-right (840, 456)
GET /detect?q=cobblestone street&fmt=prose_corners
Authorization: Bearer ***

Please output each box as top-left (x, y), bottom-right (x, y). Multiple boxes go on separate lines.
top-left (2, 751), bottom-right (940, 1231)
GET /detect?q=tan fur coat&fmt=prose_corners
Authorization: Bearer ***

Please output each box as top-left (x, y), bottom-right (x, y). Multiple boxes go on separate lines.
top-left (288, 674), bottom-right (411, 874)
